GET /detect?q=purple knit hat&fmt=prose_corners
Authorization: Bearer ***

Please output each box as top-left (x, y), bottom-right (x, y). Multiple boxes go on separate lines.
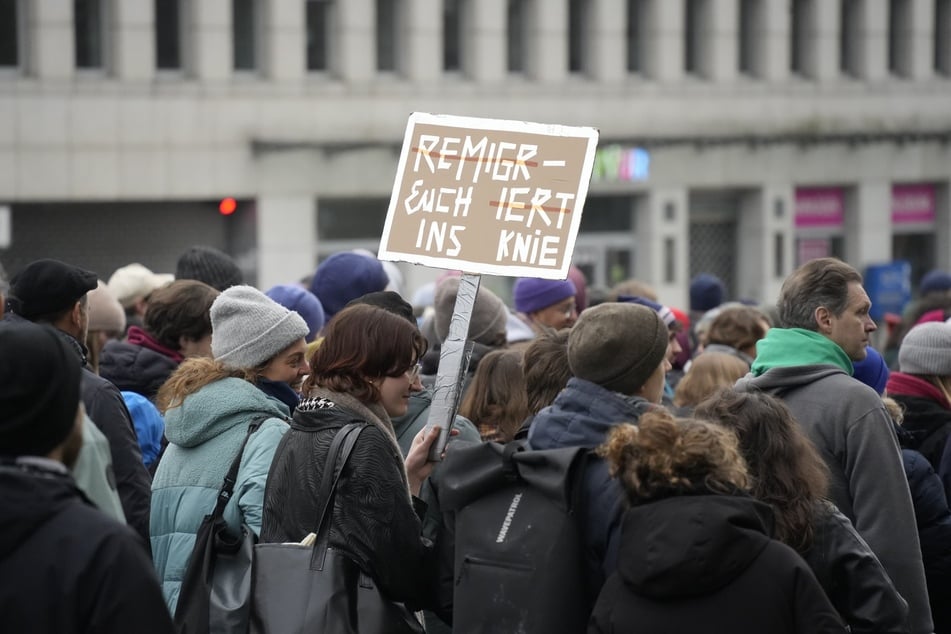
top-left (513, 277), bottom-right (577, 314)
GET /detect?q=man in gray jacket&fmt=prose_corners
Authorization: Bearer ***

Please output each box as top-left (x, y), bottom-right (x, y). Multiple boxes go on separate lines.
top-left (736, 257), bottom-right (932, 634)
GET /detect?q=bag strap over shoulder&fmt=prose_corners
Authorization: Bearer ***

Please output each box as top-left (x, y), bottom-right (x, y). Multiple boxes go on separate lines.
top-left (209, 415), bottom-right (270, 521)
top-left (309, 422), bottom-right (366, 569)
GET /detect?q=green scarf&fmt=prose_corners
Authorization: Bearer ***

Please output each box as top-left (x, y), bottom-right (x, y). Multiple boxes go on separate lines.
top-left (751, 328), bottom-right (853, 377)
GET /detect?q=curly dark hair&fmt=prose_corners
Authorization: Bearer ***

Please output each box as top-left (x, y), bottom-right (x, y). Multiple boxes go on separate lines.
top-left (598, 408), bottom-right (748, 505)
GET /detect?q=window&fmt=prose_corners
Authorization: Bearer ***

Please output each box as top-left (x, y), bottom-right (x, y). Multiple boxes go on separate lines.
top-left (306, 0), bottom-right (333, 72)
top-left (443, 0), bottom-right (462, 71)
top-left (935, 0), bottom-right (950, 75)
top-left (685, 0), bottom-right (705, 76)
top-left (156, 0), bottom-right (182, 69)
top-left (626, 0), bottom-right (646, 73)
top-left (840, 0), bottom-right (859, 76)
top-left (75, 0), bottom-right (106, 69)
top-left (568, 0), bottom-right (587, 73)
top-left (507, 0), bottom-right (526, 73)
top-left (888, 0), bottom-right (910, 76)
top-left (790, 0), bottom-right (810, 76)
top-left (0, 0), bottom-right (20, 68)
top-left (738, 0), bottom-right (760, 76)
top-left (233, 0), bottom-right (258, 71)
top-left (377, 0), bottom-right (399, 72)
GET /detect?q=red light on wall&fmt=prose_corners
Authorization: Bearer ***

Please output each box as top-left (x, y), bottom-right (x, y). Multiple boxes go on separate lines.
top-left (219, 198), bottom-right (237, 215)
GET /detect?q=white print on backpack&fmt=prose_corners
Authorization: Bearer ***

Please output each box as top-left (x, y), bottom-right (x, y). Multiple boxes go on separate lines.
top-left (495, 493), bottom-right (522, 543)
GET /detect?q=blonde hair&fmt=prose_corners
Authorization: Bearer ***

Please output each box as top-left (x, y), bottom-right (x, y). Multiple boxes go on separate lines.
top-left (157, 356), bottom-right (255, 413)
top-left (674, 352), bottom-right (749, 409)
top-left (599, 409), bottom-right (749, 504)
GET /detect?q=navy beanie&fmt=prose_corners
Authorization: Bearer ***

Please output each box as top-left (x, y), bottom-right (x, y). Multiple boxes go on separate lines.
top-left (266, 284), bottom-right (326, 342)
top-left (513, 277), bottom-right (577, 314)
top-left (689, 273), bottom-right (726, 312)
top-left (919, 269), bottom-right (951, 296)
top-left (310, 252), bottom-right (389, 321)
top-left (852, 346), bottom-right (890, 395)
top-left (0, 321), bottom-right (81, 456)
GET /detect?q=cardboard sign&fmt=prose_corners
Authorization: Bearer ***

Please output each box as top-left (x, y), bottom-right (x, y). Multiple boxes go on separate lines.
top-left (379, 113), bottom-right (599, 279)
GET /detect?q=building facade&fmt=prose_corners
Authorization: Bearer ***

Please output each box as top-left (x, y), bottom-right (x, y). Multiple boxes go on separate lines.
top-left (1, 0), bottom-right (950, 308)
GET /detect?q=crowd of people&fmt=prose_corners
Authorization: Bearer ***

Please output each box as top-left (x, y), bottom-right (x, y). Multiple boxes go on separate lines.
top-left (1, 246), bottom-right (950, 633)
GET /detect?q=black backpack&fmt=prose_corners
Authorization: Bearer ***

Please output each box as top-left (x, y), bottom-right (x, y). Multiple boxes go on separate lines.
top-left (436, 440), bottom-right (590, 634)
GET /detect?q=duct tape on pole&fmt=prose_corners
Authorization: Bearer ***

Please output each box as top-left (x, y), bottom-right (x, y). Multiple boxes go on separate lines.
top-left (378, 112), bottom-right (599, 460)
top-left (425, 272), bottom-right (480, 460)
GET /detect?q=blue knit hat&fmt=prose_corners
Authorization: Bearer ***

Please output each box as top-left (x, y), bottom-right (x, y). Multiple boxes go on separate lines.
top-left (310, 252), bottom-right (389, 321)
top-left (689, 273), bottom-right (726, 312)
top-left (617, 295), bottom-right (678, 330)
top-left (919, 269), bottom-right (951, 296)
top-left (852, 346), bottom-right (890, 395)
top-left (513, 277), bottom-right (577, 314)
top-left (265, 284), bottom-right (326, 342)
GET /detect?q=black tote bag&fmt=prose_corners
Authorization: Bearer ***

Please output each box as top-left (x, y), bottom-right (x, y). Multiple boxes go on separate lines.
top-left (249, 423), bottom-right (424, 634)
top-left (174, 421), bottom-right (262, 634)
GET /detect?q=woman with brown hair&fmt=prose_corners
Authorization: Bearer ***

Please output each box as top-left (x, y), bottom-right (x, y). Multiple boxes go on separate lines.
top-left (589, 409), bottom-right (845, 633)
top-left (458, 348), bottom-right (531, 443)
top-left (260, 303), bottom-right (447, 625)
top-left (694, 388), bottom-right (909, 633)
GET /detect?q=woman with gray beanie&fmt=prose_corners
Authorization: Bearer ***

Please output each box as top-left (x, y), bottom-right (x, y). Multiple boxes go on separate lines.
top-left (149, 285), bottom-right (309, 614)
top-left (886, 321), bottom-right (951, 483)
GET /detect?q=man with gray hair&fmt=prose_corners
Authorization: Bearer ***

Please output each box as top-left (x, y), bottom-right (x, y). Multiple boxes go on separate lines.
top-left (736, 257), bottom-right (932, 633)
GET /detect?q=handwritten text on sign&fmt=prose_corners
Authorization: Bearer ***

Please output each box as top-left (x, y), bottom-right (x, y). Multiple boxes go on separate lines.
top-left (379, 113), bottom-right (599, 279)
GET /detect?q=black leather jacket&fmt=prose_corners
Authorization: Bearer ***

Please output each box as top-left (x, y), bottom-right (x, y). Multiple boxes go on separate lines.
top-left (260, 393), bottom-right (444, 617)
top-left (802, 501), bottom-right (910, 633)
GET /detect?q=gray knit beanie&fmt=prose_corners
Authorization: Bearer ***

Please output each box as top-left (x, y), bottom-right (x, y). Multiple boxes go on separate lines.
top-left (899, 321), bottom-right (951, 376)
top-left (568, 302), bottom-right (669, 395)
top-left (433, 277), bottom-right (508, 345)
top-left (211, 285), bottom-right (310, 369)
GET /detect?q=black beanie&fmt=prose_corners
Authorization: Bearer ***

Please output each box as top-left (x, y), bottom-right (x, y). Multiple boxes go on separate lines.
top-left (175, 246), bottom-right (244, 292)
top-left (0, 321), bottom-right (81, 456)
top-left (347, 291), bottom-right (416, 325)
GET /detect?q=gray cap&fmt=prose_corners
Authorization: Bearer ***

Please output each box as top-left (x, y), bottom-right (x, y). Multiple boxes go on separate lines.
top-left (211, 285), bottom-right (309, 369)
top-left (899, 321), bottom-right (951, 377)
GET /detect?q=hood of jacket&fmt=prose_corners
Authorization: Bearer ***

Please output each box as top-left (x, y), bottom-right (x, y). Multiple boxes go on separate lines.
top-left (163, 377), bottom-right (288, 448)
top-left (735, 362), bottom-right (849, 398)
top-left (0, 460), bottom-right (83, 561)
top-left (751, 328), bottom-right (853, 376)
top-left (617, 494), bottom-right (775, 599)
top-left (99, 339), bottom-right (179, 399)
top-left (528, 377), bottom-right (655, 450)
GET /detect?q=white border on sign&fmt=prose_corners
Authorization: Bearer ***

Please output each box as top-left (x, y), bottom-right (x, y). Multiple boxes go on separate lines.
top-left (379, 112), bottom-right (599, 280)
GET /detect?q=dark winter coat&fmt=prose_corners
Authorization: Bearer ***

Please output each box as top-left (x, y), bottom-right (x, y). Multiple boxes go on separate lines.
top-left (527, 377), bottom-right (656, 601)
top-left (736, 359), bottom-right (931, 633)
top-left (588, 494), bottom-right (846, 634)
top-left (99, 339), bottom-right (179, 401)
top-left (901, 445), bottom-right (951, 633)
top-left (802, 501), bottom-right (909, 633)
top-left (0, 458), bottom-right (173, 634)
top-left (893, 394), bottom-right (951, 469)
top-left (260, 389), bottom-right (444, 617)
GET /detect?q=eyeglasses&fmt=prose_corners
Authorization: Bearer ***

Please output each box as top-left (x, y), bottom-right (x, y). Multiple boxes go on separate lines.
top-left (405, 362), bottom-right (422, 381)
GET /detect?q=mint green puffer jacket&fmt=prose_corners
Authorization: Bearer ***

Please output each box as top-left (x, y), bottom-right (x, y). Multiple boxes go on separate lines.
top-left (150, 377), bottom-right (289, 614)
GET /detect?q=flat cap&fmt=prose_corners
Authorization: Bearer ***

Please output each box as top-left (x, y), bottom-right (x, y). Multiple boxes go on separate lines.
top-left (11, 259), bottom-right (98, 320)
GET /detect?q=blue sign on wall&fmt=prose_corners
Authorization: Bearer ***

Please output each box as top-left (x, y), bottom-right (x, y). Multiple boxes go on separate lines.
top-left (865, 261), bottom-right (912, 321)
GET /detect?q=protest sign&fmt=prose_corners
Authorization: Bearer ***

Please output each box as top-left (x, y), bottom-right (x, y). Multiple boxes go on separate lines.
top-left (379, 113), bottom-right (599, 279)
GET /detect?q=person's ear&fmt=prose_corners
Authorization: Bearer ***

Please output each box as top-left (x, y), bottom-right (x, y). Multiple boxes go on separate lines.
top-left (814, 305), bottom-right (833, 334)
top-left (70, 300), bottom-right (84, 329)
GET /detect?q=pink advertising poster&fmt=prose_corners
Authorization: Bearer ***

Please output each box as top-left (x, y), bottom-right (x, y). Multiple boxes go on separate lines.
top-left (795, 187), bottom-right (845, 229)
top-left (892, 184), bottom-right (935, 225)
